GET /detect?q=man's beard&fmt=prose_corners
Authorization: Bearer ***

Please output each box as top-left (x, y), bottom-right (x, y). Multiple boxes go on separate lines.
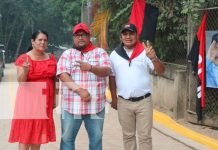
top-left (73, 43), bottom-right (86, 51)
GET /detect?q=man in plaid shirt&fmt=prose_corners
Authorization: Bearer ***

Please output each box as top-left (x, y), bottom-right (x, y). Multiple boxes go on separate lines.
top-left (57, 23), bottom-right (111, 150)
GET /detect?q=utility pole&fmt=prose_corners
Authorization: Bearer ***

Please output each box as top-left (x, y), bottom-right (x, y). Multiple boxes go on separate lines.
top-left (81, 0), bottom-right (93, 26)
top-left (87, 0), bottom-right (92, 26)
top-left (0, 14), bottom-right (2, 43)
top-left (81, 0), bottom-right (84, 22)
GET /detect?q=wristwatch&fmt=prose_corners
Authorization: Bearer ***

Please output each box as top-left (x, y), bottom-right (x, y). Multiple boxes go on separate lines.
top-left (151, 56), bottom-right (158, 62)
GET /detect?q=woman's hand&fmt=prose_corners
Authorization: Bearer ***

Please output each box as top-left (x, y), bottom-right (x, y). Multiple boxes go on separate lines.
top-left (22, 56), bottom-right (30, 74)
top-left (17, 56), bottom-right (30, 82)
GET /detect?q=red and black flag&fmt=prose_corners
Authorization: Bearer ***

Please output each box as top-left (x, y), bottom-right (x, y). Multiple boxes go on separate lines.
top-left (129, 0), bottom-right (159, 43)
top-left (188, 12), bottom-right (208, 121)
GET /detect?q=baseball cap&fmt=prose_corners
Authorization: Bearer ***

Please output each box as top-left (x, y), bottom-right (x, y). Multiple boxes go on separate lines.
top-left (73, 23), bottom-right (90, 34)
top-left (212, 33), bottom-right (218, 42)
top-left (121, 24), bottom-right (137, 33)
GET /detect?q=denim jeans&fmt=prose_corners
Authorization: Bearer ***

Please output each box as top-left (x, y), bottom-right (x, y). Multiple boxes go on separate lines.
top-left (60, 108), bottom-right (105, 150)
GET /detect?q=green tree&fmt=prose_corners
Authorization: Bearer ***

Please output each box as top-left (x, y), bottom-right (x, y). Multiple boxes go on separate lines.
top-left (0, 0), bottom-right (73, 62)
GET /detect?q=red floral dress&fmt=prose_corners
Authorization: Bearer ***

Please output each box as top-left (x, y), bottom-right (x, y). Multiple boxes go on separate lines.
top-left (8, 53), bottom-right (56, 144)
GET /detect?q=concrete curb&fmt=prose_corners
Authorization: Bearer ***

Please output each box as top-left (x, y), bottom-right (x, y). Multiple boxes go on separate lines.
top-left (153, 122), bottom-right (210, 150)
top-left (153, 109), bottom-right (218, 150)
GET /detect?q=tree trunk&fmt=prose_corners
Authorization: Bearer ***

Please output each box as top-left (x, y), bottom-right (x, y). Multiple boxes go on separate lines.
top-left (31, 19), bottom-right (34, 34)
top-left (15, 25), bottom-right (25, 58)
top-left (4, 16), bottom-right (18, 51)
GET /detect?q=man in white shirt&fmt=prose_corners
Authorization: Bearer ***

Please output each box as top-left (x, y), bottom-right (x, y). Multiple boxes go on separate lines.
top-left (109, 23), bottom-right (165, 150)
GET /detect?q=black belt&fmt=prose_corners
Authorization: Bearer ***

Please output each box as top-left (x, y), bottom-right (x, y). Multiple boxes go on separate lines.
top-left (118, 93), bottom-right (151, 102)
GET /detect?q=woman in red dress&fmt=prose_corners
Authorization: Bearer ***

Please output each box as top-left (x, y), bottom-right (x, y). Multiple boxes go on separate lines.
top-left (9, 30), bottom-right (56, 150)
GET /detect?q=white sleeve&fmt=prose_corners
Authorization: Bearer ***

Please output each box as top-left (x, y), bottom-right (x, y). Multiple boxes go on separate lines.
top-left (109, 51), bottom-right (116, 76)
top-left (144, 54), bottom-right (154, 71)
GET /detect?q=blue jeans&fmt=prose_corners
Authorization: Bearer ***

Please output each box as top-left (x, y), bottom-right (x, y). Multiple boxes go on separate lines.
top-left (60, 108), bottom-right (105, 150)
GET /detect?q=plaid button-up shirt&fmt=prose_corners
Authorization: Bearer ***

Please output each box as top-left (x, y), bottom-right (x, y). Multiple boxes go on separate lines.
top-left (57, 48), bottom-right (111, 114)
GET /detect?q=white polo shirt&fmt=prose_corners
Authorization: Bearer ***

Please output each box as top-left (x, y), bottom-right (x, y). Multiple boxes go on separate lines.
top-left (110, 48), bottom-right (154, 99)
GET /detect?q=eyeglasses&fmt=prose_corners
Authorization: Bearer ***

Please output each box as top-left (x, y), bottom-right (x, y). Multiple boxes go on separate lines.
top-left (73, 34), bottom-right (89, 38)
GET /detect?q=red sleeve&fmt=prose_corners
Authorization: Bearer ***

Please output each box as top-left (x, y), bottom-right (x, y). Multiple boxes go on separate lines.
top-left (15, 54), bottom-right (27, 67)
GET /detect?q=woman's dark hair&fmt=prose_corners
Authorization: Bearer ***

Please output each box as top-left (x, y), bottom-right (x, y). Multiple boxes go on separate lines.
top-left (27, 30), bottom-right (48, 51)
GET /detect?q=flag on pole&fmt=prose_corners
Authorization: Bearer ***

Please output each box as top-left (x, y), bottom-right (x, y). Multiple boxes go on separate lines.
top-left (129, 0), bottom-right (146, 37)
top-left (129, 0), bottom-right (159, 43)
top-left (188, 12), bottom-right (208, 121)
